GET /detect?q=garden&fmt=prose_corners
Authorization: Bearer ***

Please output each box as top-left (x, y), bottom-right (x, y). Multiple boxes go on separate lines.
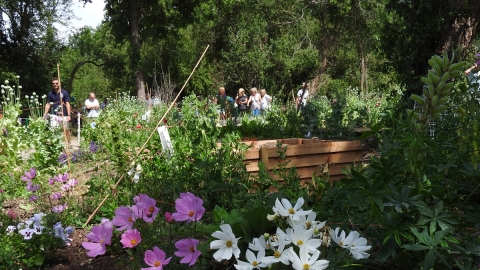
top-left (1, 52), bottom-right (480, 270)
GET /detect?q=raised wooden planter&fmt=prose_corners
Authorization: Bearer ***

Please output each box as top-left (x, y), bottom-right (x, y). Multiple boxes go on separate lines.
top-left (242, 138), bottom-right (362, 183)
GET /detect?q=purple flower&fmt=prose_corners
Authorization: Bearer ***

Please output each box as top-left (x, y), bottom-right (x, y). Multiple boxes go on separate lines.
top-left (6, 225), bottom-right (16, 235)
top-left (67, 178), bottom-right (78, 187)
top-left (60, 184), bottom-right (71, 191)
top-left (100, 218), bottom-right (114, 231)
top-left (142, 246), bottom-right (171, 270)
top-left (175, 238), bottom-right (201, 266)
top-left (19, 227), bottom-right (35, 240)
top-left (134, 194), bottom-right (159, 223)
top-left (21, 168), bottom-right (37, 181)
top-left (89, 141), bottom-right (99, 153)
top-left (82, 225), bottom-right (112, 257)
top-left (29, 195), bottom-right (38, 202)
top-left (165, 212), bottom-right (174, 223)
top-left (26, 182), bottom-right (40, 192)
top-left (172, 192), bottom-right (205, 222)
top-left (48, 178), bottom-right (55, 185)
top-left (51, 192), bottom-right (62, 200)
top-left (33, 223), bottom-right (44, 235)
top-left (57, 153), bottom-right (67, 164)
top-left (120, 229), bottom-right (142, 248)
top-left (112, 206), bottom-right (136, 231)
top-left (54, 173), bottom-right (68, 183)
top-left (52, 204), bottom-right (67, 213)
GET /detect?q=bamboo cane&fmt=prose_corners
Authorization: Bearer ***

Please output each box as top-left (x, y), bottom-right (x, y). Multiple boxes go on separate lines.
top-left (57, 64), bottom-right (72, 172)
top-left (83, 45), bottom-right (210, 227)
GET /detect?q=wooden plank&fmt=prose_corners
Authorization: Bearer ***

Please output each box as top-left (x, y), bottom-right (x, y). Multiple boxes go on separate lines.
top-left (265, 140), bottom-right (362, 158)
top-left (249, 162), bottom-right (354, 179)
top-left (279, 138), bottom-right (302, 145)
top-left (244, 150), bottom-right (260, 160)
top-left (245, 151), bottom-right (362, 172)
top-left (260, 147), bottom-right (269, 169)
top-left (240, 140), bottom-right (278, 149)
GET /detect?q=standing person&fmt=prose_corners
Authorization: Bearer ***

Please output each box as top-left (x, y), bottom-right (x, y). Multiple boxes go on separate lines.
top-left (465, 54), bottom-right (480, 94)
top-left (236, 88), bottom-right (248, 116)
top-left (247, 87), bottom-right (261, 117)
top-left (101, 98), bottom-right (108, 109)
top-left (214, 86), bottom-right (227, 123)
top-left (260, 89), bottom-right (272, 114)
top-left (85, 92), bottom-right (100, 117)
top-left (296, 82), bottom-right (309, 111)
top-left (43, 78), bottom-right (72, 142)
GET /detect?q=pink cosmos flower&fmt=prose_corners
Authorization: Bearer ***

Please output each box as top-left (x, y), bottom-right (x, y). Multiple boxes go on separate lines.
top-left (100, 218), bottom-right (114, 231)
top-left (52, 203), bottom-right (67, 213)
top-left (7, 209), bottom-right (17, 219)
top-left (165, 212), bottom-right (174, 223)
top-left (48, 178), bottom-right (55, 185)
top-left (174, 238), bottom-right (201, 266)
top-left (120, 229), bottom-right (142, 248)
top-left (142, 246), bottom-right (171, 270)
top-left (21, 168), bottom-right (37, 181)
top-left (112, 206), bottom-right (137, 231)
top-left (82, 224), bottom-right (113, 257)
top-left (134, 194), bottom-right (159, 223)
top-left (172, 192), bottom-right (205, 222)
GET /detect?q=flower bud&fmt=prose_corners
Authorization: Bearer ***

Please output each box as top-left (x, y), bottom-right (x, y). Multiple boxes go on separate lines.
top-left (263, 233), bottom-right (270, 239)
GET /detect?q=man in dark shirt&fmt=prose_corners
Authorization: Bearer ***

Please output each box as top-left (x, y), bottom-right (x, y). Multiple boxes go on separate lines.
top-left (43, 78), bottom-right (72, 142)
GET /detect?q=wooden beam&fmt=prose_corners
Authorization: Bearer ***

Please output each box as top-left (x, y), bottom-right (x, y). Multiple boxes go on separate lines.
top-left (260, 147), bottom-right (269, 169)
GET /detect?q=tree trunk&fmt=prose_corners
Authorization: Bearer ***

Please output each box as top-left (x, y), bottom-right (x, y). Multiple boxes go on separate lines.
top-left (129, 0), bottom-right (145, 100)
top-left (437, 1), bottom-right (480, 53)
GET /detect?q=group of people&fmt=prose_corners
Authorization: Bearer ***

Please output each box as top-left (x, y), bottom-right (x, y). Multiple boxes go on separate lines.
top-left (43, 77), bottom-right (108, 143)
top-left (214, 86), bottom-right (273, 120)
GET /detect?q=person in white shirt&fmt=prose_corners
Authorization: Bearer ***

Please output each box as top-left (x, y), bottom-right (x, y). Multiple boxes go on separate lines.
top-left (247, 87), bottom-right (261, 117)
top-left (260, 88), bottom-right (272, 114)
top-left (296, 82), bottom-right (309, 111)
top-left (85, 92), bottom-right (100, 117)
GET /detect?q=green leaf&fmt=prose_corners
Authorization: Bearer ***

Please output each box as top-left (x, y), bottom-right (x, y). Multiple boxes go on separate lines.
top-left (402, 244), bottom-right (430, 251)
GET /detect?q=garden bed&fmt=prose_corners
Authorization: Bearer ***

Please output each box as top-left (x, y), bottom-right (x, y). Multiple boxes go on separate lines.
top-left (242, 138), bottom-right (363, 183)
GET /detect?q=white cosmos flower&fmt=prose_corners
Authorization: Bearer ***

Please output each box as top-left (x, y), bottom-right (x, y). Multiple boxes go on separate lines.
top-left (273, 197), bottom-right (311, 223)
top-left (289, 211), bottom-right (326, 231)
top-left (330, 228), bottom-right (371, 259)
top-left (210, 224), bottom-right (241, 261)
top-left (249, 237), bottom-right (270, 251)
top-left (234, 249), bottom-right (268, 270)
top-left (260, 236), bottom-right (290, 266)
top-left (288, 224), bottom-right (321, 253)
top-left (288, 246), bottom-right (329, 270)
top-left (271, 227), bottom-right (292, 247)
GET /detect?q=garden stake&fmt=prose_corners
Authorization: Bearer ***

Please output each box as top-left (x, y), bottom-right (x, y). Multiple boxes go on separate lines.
top-left (57, 64), bottom-right (72, 172)
top-left (83, 45), bottom-right (210, 227)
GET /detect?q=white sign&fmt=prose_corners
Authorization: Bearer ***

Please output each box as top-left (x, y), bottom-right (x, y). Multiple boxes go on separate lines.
top-left (157, 126), bottom-right (174, 158)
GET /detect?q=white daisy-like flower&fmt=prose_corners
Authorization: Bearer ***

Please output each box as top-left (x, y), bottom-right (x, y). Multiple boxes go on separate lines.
top-left (289, 211), bottom-right (326, 231)
top-left (210, 224), bottom-right (241, 261)
top-left (288, 246), bottom-right (329, 270)
top-left (249, 237), bottom-right (270, 251)
top-left (288, 224), bottom-right (321, 253)
top-left (234, 249), bottom-right (268, 269)
top-left (330, 228), bottom-right (371, 259)
top-left (270, 227), bottom-right (292, 247)
top-left (273, 197), bottom-right (312, 223)
top-left (260, 236), bottom-right (290, 266)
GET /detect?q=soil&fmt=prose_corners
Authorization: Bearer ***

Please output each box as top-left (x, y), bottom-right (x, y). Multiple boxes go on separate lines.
top-left (4, 136), bottom-right (381, 270)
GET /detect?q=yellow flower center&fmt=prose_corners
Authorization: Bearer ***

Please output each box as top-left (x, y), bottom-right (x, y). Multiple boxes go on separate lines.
top-left (190, 246), bottom-right (195, 252)
top-left (288, 208), bottom-right (295, 214)
top-left (226, 240), bottom-right (232, 247)
top-left (131, 239), bottom-right (137, 245)
top-left (274, 250), bottom-right (281, 258)
top-left (100, 239), bottom-right (104, 244)
top-left (128, 217), bottom-right (133, 222)
top-left (303, 264), bottom-right (310, 270)
top-left (188, 211), bottom-right (194, 217)
top-left (351, 243), bottom-right (355, 247)
top-left (252, 261), bottom-right (258, 266)
top-left (305, 221), bottom-right (312, 228)
top-left (340, 241), bottom-right (343, 246)
top-left (149, 206), bottom-right (155, 213)
top-left (297, 240), bottom-right (304, 246)
top-left (154, 261), bottom-right (161, 267)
